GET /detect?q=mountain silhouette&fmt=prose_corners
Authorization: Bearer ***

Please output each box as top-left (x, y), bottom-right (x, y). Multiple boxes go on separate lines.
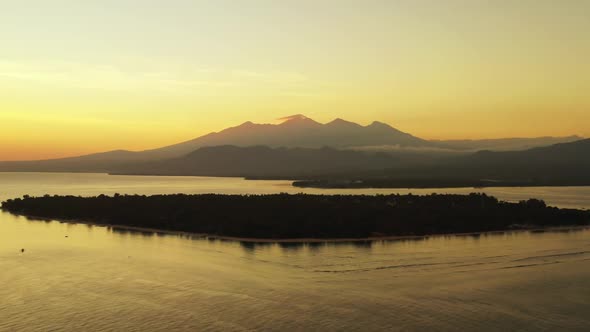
top-left (0, 115), bottom-right (423, 171)
top-left (0, 115), bottom-right (584, 176)
top-left (138, 114), bottom-right (428, 159)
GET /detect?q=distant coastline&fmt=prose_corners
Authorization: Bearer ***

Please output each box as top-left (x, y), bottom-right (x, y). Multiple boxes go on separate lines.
top-left (291, 179), bottom-right (590, 189)
top-left (1, 170), bottom-right (590, 190)
top-left (110, 172), bottom-right (590, 190)
top-left (3, 193), bottom-right (589, 241)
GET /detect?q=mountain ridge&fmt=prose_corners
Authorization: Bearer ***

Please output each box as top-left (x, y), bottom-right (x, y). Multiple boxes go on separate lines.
top-left (136, 115), bottom-right (428, 160)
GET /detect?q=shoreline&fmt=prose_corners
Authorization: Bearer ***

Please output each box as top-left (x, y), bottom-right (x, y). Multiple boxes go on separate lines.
top-left (292, 180), bottom-right (590, 190)
top-left (8, 211), bottom-right (590, 243)
top-left (2, 171), bottom-right (590, 191)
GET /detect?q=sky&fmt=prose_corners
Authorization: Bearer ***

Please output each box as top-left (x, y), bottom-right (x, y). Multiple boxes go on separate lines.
top-left (1, 0), bottom-right (589, 160)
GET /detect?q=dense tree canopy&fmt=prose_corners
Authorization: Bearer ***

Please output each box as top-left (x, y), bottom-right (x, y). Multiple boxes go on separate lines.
top-left (2, 194), bottom-right (588, 239)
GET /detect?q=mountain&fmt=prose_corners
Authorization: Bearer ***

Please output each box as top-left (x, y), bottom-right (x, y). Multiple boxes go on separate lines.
top-left (138, 114), bottom-right (428, 159)
top-left (114, 116), bottom-right (585, 158)
top-left (0, 115), bottom-right (428, 172)
top-left (0, 114), bottom-right (584, 175)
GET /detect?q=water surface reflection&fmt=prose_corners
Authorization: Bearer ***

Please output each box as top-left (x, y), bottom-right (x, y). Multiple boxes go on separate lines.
top-left (2, 173), bottom-right (590, 330)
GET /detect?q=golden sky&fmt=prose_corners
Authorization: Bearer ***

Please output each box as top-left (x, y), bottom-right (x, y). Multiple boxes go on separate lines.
top-left (1, 1), bottom-right (589, 160)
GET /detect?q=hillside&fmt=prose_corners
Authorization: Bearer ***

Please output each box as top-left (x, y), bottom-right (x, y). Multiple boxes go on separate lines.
top-left (114, 145), bottom-right (402, 177)
top-left (295, 139), bottom-right (590, 188)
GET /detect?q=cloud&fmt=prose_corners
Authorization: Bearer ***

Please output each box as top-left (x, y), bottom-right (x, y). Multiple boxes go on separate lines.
top-left (0, 59), bottom-right (312, 96)
top-left (277, 114), bottom-right (311, 122)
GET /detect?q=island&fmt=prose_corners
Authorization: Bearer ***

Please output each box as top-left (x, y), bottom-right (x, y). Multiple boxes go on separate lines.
top-left (2, 193), bottom-right (589, 241)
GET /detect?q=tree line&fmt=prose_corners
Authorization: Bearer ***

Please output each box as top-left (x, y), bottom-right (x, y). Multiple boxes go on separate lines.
top-left (2, 193), bottom-right (588, 239)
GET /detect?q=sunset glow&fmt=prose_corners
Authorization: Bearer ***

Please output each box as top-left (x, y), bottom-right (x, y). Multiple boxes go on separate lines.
top-left (1, 1), bottom-right (588, 160)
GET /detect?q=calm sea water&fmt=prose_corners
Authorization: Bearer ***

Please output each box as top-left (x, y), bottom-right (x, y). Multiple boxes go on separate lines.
top-left (1, 173), bottom-right (589, 331)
